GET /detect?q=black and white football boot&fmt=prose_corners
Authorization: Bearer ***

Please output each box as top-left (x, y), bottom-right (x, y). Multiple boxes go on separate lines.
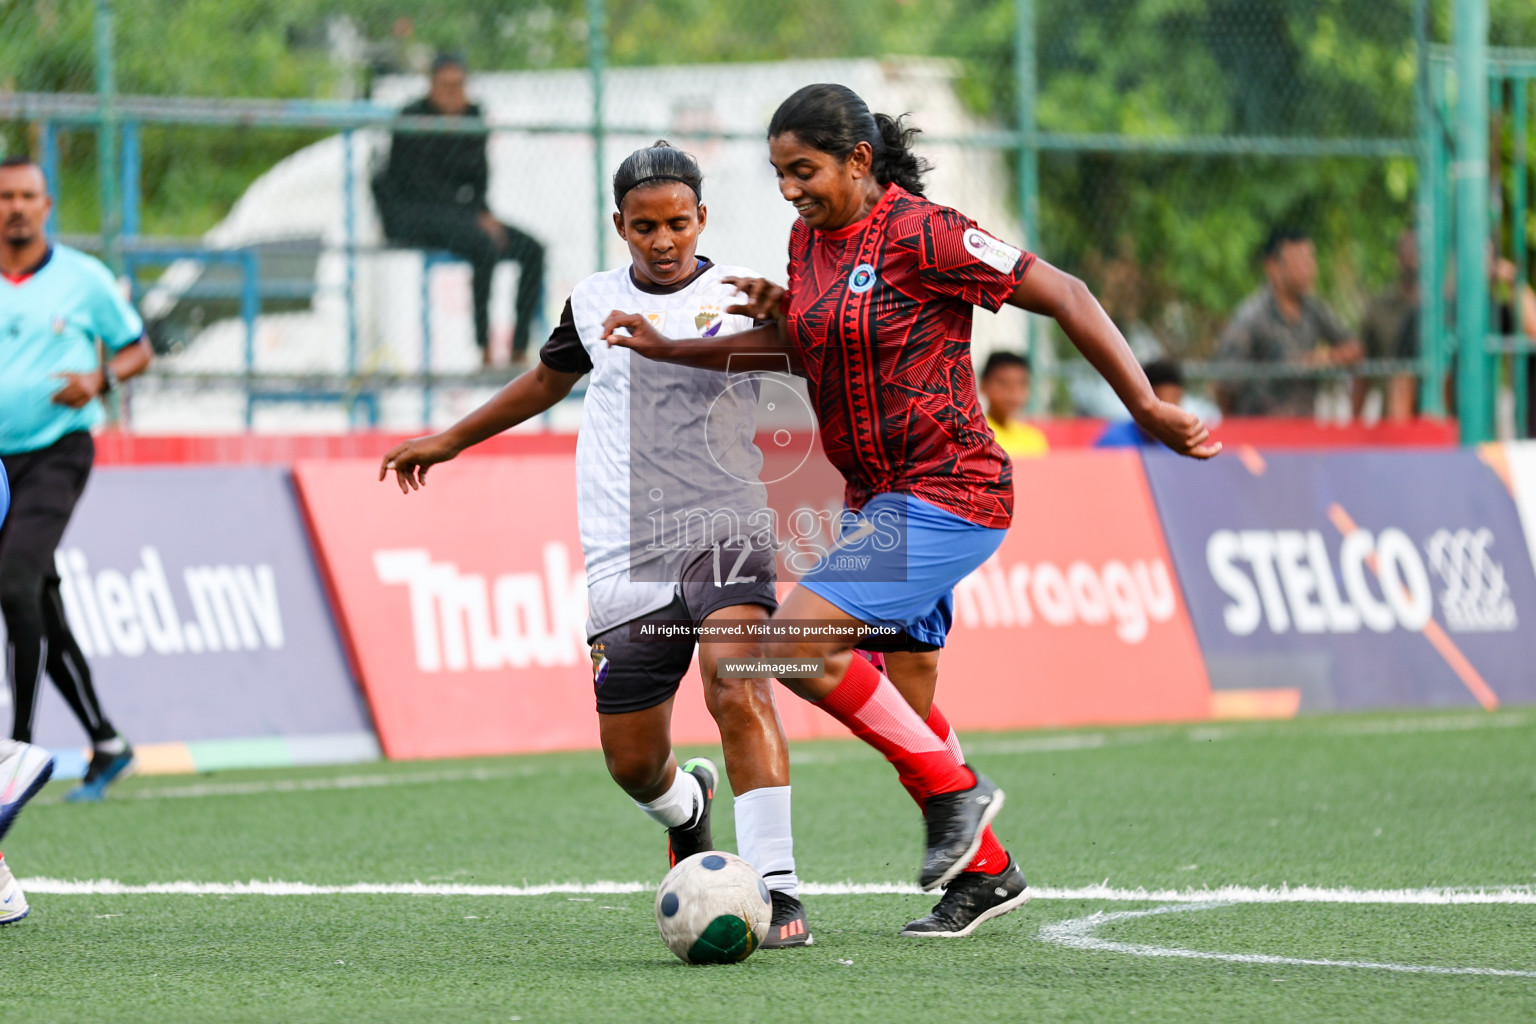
top-left (918, 771), bottom-right (1004, 891)
top-left (758, 889), bottom-right (814, 948)
top-left (665, 757), bottom-right (717, 867)
top-left (900, 858), bottom-right (1030, 938)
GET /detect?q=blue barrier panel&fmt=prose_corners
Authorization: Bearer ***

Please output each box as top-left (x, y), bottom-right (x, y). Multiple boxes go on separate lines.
top-left (1509, 441), bottom-right (1536, 582)
top-left (10, 465), bottom-right (377, 771)
top-left (1142, 448), bottom-right (1536, 711)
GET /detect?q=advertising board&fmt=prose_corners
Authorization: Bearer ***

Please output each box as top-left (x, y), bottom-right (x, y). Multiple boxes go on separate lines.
top-left (9, 466), bottom-right (376, 774)
top-left (1144, 449), bottom-right (1536, 710)
top-left (297, 451), bottom-right (1213, 759)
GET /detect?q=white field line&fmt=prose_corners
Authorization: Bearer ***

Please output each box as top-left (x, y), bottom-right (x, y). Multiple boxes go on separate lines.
top-left (1038, 901), bottom-right (1536, 978)
top-left (41, 711), bottom-right (1528, 801)
top-left (33, 766), bottom-right (542, 805)
top-left (19, 879), bottom-right (1536, 904)
top-left (1186, 710), bottom-right (1536, 744)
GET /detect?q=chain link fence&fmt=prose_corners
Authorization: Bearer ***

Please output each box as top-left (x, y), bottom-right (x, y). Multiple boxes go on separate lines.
top-left (3, 0), bottom-right (1534, 434)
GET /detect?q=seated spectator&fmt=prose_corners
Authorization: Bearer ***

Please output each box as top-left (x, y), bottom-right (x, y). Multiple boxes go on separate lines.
top-left (373, 52), bottom-right (545, 367)
top-left (1214, 226), bottom-right (1362, 417)
top-left (1094, 360), bottom-right (1186, 448)
top-left (979, 351), bottom-right (1048, 458)
top-left (1356, 229), bottom-right (1419, 421)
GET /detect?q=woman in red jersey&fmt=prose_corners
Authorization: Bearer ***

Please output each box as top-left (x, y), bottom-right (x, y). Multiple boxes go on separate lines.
top-left (606, 84), bottom-right (1219, 938)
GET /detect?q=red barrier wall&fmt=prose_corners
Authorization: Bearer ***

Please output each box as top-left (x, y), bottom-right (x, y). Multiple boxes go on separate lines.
top-left (95, 417), bottom-right (1455, 466)
top-left (94, 431), bottom-right (577, 466)
top-left (1033, 417), bottom-right (1457, 450)
top-left (295, 452), bottom-right (1211, 760)
top-left (1198, 417), bottom-right (1458, 449)
top-left (930, 452), bottom-right (1212, 732)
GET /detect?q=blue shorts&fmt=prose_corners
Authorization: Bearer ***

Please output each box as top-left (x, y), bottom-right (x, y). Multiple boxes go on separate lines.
top-left (799, 493), bottom-right (1007, 648)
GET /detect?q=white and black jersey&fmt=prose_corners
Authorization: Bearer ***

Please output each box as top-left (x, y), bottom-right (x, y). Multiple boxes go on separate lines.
top-left (540, 259), bottom-right (772, 639)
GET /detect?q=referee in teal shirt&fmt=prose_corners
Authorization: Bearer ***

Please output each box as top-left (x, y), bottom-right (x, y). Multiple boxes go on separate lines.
top-left (0, 154), bottom-right (151, 801)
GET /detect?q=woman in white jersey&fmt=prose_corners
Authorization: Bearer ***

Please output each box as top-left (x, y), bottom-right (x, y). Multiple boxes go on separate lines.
top-left (381, 142), bottom-right (813, 948)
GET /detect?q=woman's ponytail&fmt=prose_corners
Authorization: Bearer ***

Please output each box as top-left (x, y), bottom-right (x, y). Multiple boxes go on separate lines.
top-left (872, 112), bottom-right (930, 196)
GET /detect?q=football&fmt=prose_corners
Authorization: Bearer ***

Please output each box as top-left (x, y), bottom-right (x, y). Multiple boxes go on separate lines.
top-left (654, 851), bottom-right (773, 964)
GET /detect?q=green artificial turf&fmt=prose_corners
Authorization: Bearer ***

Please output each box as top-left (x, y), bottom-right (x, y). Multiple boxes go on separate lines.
top-left (5, 708), bottom-right (1535, 1023)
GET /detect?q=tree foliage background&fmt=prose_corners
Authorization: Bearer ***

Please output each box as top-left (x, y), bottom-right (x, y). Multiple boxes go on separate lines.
top-left (3, 0), bottom-right (1535, 361)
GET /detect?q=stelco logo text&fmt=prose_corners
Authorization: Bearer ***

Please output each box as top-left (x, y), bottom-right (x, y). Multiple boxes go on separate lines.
top-left (1206, 527), bottom-right (1517, 637)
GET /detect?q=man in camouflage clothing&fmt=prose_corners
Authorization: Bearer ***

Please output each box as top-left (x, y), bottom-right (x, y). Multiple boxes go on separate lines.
top-left (1215, 227), bottom-right (1361, 417)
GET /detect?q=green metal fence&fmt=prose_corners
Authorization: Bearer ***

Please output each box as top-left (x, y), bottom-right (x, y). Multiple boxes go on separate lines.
top-left (1425, 39), bottom-right (1536, 443)
top-left (2, 0), bottom-right (1529, 438)
top-left (1486, 48), bottom-right (1536, 440)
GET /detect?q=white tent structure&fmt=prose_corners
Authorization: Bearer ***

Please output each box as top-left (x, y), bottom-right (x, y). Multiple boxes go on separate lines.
top-left (134, 58), bottom-right (1030, 433)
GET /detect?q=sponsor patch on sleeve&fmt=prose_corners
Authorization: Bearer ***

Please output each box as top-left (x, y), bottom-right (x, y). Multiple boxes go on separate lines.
top-left (963, 228), bottom-right (1024, 274)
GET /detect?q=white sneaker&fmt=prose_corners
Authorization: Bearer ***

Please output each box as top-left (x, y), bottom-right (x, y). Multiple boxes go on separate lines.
top-left (0, 853), bottom-right (28, 924)
top-left (0, 739), bottom-right (56, 843)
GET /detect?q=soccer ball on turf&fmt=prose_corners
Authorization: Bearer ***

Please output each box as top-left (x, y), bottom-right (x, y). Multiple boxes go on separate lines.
top-left (654, 851), bottom-right (772, 964)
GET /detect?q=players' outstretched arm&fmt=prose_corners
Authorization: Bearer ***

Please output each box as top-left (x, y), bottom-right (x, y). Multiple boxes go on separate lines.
top-left (380, 363), bottom-right (583, 493)
top-left (1007, 259), bottom-right (1221, 460)
top-left (602, 316), bottom-right (799, 374)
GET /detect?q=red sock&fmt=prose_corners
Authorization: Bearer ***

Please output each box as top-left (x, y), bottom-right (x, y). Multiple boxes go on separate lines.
top-left (854, 648), bottom-right (888, 674)
top-left (815, 655), bottom-right (975, 800)
top-left (924, 704), bottom-right (1011, 876)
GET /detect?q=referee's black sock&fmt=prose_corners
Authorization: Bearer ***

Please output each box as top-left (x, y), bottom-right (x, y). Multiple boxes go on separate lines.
top-left (2, 579), bottom-right (47, 743)
top-left (41, 577), bottom-right (119, 745)
top-left (3, 579), bottom-right (119, 745)
top-left (5, 641), bottom-right (40, 744)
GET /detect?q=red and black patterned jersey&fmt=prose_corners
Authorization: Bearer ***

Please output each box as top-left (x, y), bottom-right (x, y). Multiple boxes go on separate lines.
top-left (782, 184), bottom-right (1035, 529)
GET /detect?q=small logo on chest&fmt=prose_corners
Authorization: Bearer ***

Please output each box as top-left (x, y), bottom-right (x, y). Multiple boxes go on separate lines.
top-left (848, 263), bottom-right (878, 294)
top-left (695, 304), bottom-right (723, 336)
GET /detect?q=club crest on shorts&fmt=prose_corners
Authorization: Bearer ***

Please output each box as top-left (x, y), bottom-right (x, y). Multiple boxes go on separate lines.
top-left (695, 305), bottom-right (723, 337)
top-left (590, 641), bottom-right (610, 687)
top-left (848, 263), bottom-right (878, 294)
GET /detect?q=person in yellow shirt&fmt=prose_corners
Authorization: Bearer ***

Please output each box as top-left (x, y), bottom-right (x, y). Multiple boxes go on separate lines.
top-left (979, 351), bottom-right (1048, 458)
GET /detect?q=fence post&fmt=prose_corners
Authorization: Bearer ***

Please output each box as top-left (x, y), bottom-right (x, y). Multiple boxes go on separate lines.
top-left (1015, 0), bottom-right (1045, 414)
top-left (120, 116), bottom-right (140, 239)
top-left (1415, 0), bottom-right (1447, 417)
top-left (1454, 0), bottom-right (1490, 443)
top-left (1431, 66), bottom-right (1454, 417)
top-left (343, 127), bottom-right (362, 425)
top-left (1512, 80), bottom-right (1530, 438)
top-left (588, 0), bottom-right (607, 273)
top-left (39, 120), bottom-right (60, 239)
top-left (94, 0), bottom-right (120, 272)
top-left (241, 250), bottom-right (258, 429)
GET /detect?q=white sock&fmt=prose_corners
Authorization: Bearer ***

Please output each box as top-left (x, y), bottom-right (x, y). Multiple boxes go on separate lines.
top-left (734, 786), bottom-right (798, 897)
top-left (95, 736), bottom-right (127, 756)
top-left (634, 766), bottom-right (701, 829)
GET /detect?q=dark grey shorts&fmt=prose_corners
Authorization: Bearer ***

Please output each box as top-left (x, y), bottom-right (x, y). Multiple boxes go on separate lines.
top-left (589, 542), bottom-right (777, 716)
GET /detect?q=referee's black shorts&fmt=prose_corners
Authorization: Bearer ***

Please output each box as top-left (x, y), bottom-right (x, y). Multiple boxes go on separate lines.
top-left (589, 541), bottom-right (778, 716)
top-left (0, 430), bottom-right (94, 591)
